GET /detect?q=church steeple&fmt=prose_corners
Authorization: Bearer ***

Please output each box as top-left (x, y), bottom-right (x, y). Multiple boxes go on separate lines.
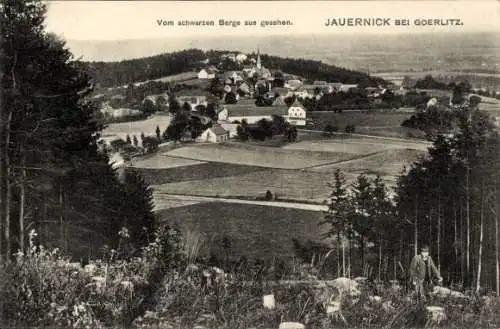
top-left (256, 48), bottom-right (262, 70)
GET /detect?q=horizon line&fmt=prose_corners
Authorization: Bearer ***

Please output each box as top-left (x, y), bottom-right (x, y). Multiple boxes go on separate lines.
top-left (64, 29), bottom-right (500, 43)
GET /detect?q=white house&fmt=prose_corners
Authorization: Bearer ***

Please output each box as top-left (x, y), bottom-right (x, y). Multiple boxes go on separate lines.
top-left (176, 95), bottom-right (208, 109)
top-left (196, 124), bottom-right (230, 143)
top-left (198, 68), bottom-right (216, 80)
top-left (287, 100), bottom-right (307, 126)
top-left (236, 53), bottom-right (248, 63)
top-left (218, 103), bottom-right (306, 126)
top-left (293, 87), bottom-right (313, 99)
top-left (218, 105), bottom-right (288, 124)
top-left (284, 79), bottom-right (303, 90)
top-left (426, 97), bottom-right (438, 108)
top-left (339, 84), bottom-right (359, 92)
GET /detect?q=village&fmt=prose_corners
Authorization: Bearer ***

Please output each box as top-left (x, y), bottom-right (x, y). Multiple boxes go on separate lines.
top-left (96, 49), bottom-right (427, 150)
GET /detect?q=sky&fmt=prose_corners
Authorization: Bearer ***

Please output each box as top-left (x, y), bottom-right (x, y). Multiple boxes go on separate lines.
top-left (44, 1), bottom-right (500, 41)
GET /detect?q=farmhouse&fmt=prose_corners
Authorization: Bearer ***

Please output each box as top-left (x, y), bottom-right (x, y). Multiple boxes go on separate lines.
top-left (218, 105), bottom-right (288, 124)
top-left (198, 68), bottom-right (216, 80)
top-left (287, 100), bottom-right (307, 126)
top-left (237, 82), bottom-right (251, 95)
top-left (236, 53), bottom-right (248, 63)
top-left (339, 84), bottom-right (359, 92)
top-left (177, 95), bottom-right (208, 109)
top-left (284, 79), bottom-right (303, 90)
top-left (196, 124), bottom-right (230, 143)
top-left (218, 102), bottom-right (307, 126)
top-left (223, 71), bottom-right (244, 84)
top-left (272, 96), bottom-right (287, 106)
top-left (176, 90), bottom-right (211, 108)
top-left (143, 94), bottom-right (169, 104)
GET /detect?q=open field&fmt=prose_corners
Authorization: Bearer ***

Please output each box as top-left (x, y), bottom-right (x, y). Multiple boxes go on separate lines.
top-left (373, 71), bottom-right (500, 79)
top-left (153, 168), bottom-right (365, 204)
top-left (164, 143), bottom-right (355, 169)
top-left (355, 126), bottom-right (427, 139)
top-left (309, 148), bottom-right (425, 177)
top-left (307, 111), bottom-right (412, 131)
top-left (283, 137), bottom-right (430, 154)
top-left (129, 162), bottom-right (263, 185)
top-left (102, 114), bottom-right (172, 137)
top-left (133, 72), bottom-right (198, 86)
top-left (156, 202), bottom-right (329, 260)
top-left (128, 154), bottom-right (205, 169)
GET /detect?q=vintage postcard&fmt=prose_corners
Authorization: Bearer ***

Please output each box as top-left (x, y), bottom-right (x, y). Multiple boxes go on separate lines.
top-left (1, 0), bottom-right (500, 328)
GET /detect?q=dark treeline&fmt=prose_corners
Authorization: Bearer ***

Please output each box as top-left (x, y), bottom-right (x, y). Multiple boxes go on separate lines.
top-left (260, 54), bottom-right (386, 87)
top-left (78, 49), bottom-right (206, 87)
top-left (0, 0), bottom-right (156, 260)
top-left (324, 106), bottom-right (500, 293)
top-left (78, 49), bottom-right (385, 88)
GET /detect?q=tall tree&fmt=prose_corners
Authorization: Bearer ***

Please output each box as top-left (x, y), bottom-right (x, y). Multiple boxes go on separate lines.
top-left (0, 0), bottom-right (156, 259)
top-left (321, 169), bottom-right (352, 277)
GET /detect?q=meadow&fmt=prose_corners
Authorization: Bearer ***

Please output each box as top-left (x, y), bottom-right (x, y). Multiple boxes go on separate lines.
top-left (156, 202), bottom-right (329, 260)
top-left (101, 113), bottom-right (172, 143)
top-left (309, 148), bottom-right (426, 177)
top-left (307, 111), bottom-right (412, 131)
top-left (283, 137), bottom-right (431, 154)
top-left (164, 143), bottom-right (355, 169)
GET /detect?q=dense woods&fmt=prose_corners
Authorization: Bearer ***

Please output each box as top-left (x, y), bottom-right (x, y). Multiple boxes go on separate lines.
top-left (260, 54), bottom-right (386, 86)
top-left (79, 50), bottom-right (385, 88)
top-left (0, 0), bottom-right (156, 259)
top-left (324, 107), bottom-right (500, 293)
top-left (78, 49), bottom-right (206, 87)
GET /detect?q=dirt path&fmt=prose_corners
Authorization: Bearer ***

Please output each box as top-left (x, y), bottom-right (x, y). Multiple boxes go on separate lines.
top-left (153, 192), bottom-right (329, 212)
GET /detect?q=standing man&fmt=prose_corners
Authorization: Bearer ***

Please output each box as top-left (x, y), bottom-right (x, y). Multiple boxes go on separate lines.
top-left (409, 245), bottom-right (443, 303)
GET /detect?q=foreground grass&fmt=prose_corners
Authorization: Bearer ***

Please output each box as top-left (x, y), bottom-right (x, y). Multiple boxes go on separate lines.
top-left (2, 227), bottom-right (499, 329)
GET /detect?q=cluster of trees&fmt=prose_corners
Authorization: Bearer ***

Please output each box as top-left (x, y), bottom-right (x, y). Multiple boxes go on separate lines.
top-left (0, 0), bottom-right (156, 260)
top-left (401, 107), bottom-right (457, 139)
top-left (323, 124), bottom-right (356, 136)
top-left (301, 89), bottom-right (403, 112)
top-left (396, 109), bottom-right (500, 291)
top-left (236, 116), bottom-right (297, 142)
top-left (81, 48), bottom-right (386, 90)
top-left (164, 112), bottom-right (212, 142)
top-left (259, 54), bottom-right (386, 87)
top-left (79, 49), bottom-right (206, 87)
top-left (324, 107), bottom-right (500, 293)
top-left (323, 171), bottom-right (395, 279)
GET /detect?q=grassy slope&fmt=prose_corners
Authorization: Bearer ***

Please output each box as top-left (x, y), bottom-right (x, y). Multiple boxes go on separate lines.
top-left (156, 202), bottom-right (329, 260)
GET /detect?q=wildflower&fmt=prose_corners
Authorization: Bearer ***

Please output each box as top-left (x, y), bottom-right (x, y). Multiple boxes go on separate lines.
top-left (120, 280), bottom-right (134, 291)
top-left (118, 227), bottom-right (130, 239)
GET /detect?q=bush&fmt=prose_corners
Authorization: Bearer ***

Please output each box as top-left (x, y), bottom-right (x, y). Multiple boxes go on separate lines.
top-left (323, 124), bottom-right (339, 136)
top-left (265, 190), bottom-right (273, 201)
top-left (345, 124), bottom-right (356, 134)
top-left (0, 226), bottom-right (183, 329)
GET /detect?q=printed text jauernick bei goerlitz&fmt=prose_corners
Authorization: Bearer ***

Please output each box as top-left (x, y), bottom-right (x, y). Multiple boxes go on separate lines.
top-left (324, 17), bottom-right (463, 26)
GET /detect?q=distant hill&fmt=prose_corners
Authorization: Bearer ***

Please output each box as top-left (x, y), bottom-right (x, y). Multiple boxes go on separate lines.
top-left (79, 48), bottom-right (385, 88)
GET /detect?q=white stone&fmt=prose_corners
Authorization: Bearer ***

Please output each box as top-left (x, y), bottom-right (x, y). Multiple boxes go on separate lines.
top-left (368, 296), bottom-right (382, 303)
top-left (263, 294), bottom-right (275, 309)
top-left (279, 322), bottom-right (305, 329)
top-left (329, 277), bottom-right (361, 296)
top-left (120, 281), bottom-right (134, 291)
top-left (431, 286), bottom-right (466, 299)
top-left (426, 306), bottom-right (446, 324)
top-left (326, 301), bottom-right (341, 314)
top-left (84, 264), bottom-right (97, 274)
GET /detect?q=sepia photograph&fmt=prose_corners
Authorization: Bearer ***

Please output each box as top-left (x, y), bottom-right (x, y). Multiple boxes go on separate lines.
top-left (1, 0), bottom-right (500, 328)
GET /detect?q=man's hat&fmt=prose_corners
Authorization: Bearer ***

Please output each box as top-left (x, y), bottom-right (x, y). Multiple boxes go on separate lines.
top-left (421, 245), bottom-right (429, 252)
